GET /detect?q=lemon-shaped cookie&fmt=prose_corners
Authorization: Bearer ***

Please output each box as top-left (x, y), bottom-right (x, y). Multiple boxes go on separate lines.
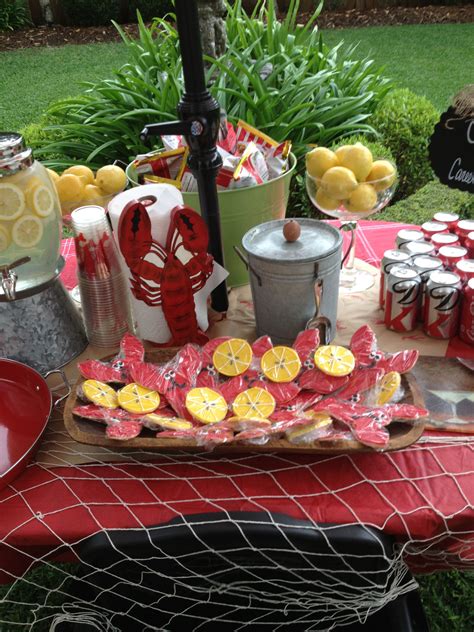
top-left (0, 182), bottom-right (25, 221)
top-left (232, 387), bottom-right (276, 419)
top-left (261, 346), bottom-right (301, 383)
top-left (366, 160), bottom-right (396, 192)
top-left (82, 380), bottom-right (118, 409)
top-left (321, 167), bottom-right (358, 200)
top-left (286, 416), bottom-right (332, 443)
top-left (377, 371), bottom-right (401, 406)
top-left (347, 183), bottom-right (378, 213)
top-left (337, 143), bottom-right (373, 181)
top-left (186, 387), bottom-right (228, 424)
top-left (118, 383), bottom-right (160, 414)
top-left (314, 345), bottom-right (355, 377)
top-left (306, 147), bottom-right (338, 179)
top-left (145, 414), bottom-right (193, 431)
top-left (213, 338), bottom-right (253, 376)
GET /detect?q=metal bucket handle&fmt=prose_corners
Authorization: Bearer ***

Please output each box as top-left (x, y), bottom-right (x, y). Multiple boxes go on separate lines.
top-left (44, 369), bottom-right (72, 407)
top-left (233, 246), bottom-right (262, 286)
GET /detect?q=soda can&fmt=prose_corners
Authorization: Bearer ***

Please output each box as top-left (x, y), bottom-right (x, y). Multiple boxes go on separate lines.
top-left (395, 228), bottom-right (425, 249)
top-left (465, 231), bottom-right (474, 258)
top-left (431, 232), bottom-right (460, 250)
top-left (459, 278), bottom-right (474, 345)
top-left (400, 240), bottom-right (435, 257)
top-left (438, 245), bottom-right (467, 270)
top-left (423, 270), bottom-right (462, 339)
top-left (412, 255), bottom-right (444, 320)
top-left (379, 249), bottom-right (411, 309)
top-left (455, 219), bottom-right (474, 245)
top-left (433, 212), bottom-right (459, 231)
top-left (455, 259), bottom-right (474, 284)
top-left (421, 220), bottom-right (448, 239)
top-left (384, 265), bottom-right (421, 332)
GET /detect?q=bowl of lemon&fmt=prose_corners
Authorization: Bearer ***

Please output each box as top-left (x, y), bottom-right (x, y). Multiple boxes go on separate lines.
top-left (47, 164), bottom-right (127, 217)
top-left (305, 143), bottom-right (397, 221)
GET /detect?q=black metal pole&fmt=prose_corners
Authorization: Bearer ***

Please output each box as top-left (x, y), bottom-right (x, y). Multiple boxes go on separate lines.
top-left (174, 0), bottom-right (228, 313)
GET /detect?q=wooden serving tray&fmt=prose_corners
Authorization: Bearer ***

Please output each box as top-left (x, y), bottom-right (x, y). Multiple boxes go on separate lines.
top-left (64, 350), bottom-right (426, 454)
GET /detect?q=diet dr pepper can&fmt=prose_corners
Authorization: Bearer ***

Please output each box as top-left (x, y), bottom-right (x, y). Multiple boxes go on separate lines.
top-left (412, 255), bottom-right (443, 320)
top-left (459, 278), bottom-right (474, 346)
top-left (455, 259), bottom-right (474, 284)
top-left (438, 245), bottom-right (467, 270)
top-left (423, 270), bottom-right (462, 339)
top-left (421, 220), bottom-right (448, 239)
top-left (384, 265), bottom-right (421, 332)
top-left (433, 212), bottom-right (459, 231)
top-left (395, 229), bottom-right (425, 249)
top-left (400, 240), bottom-right (435, 257)
top-left (379, 249), bottom-right (411, 309)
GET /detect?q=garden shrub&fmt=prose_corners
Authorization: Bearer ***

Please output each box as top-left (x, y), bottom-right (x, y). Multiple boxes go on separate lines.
top-left (60, 0), bottom-right (121, 27)
top-left (370, 88), bottom-right (439, 201)
top-left (38, 0), bottom-right (391, 169)
top-left (0, 0), bottom-right (30, 30)
top-left (127, 0), bottom-right (173, 21)
top-left (382, 179), bottom-right (474, 225)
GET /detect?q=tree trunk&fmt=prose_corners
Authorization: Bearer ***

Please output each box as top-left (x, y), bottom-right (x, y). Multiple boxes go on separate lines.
top-left (197, 0), bottom-right (227, 60)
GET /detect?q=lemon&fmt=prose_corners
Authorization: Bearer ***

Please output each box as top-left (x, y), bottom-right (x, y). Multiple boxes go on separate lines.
top-left (26, 183), bottom-right (55, 218)
top-left (347, 183), bottom-right (378, 213)
top-left (0, 183), bottom-right (25, 221)
top-left (186, 387), bottom-right (228, 424)
top-left (63, 165), bottom-right (95, 186)
top-left (95, 165), bottom-right (127, 195)
top-left (213, 338), bottom-right (253, 376)
top-left (118, 383), bottom-right (160, 414)
top-left (232, 387), bottom-right (276, 419)
top-left (314, 345), bottom-right (355, 377)
top-left (55, 173), bottom-right (85, 204)
top-left (321, 166), bottom-right (358, 200)
top-left (377, 371), bottom-right (401, 406)
top-left (82, 184), bottom-right (107, 206)
top-left (12, 215), bottom-right (43, 248)
top-left (47, 168), bottom-right (60, 184)
top-left (82, 380), bottom-right (118, 409)
top-left (315, 188), bottom-right (339, 211)
top-left (306, 147), bottom-right (339, 179)
top-left (261, 346), bottom-right (301, 383)
top-left (334, 145), bottom-right (351, 163)
top-left (0, 225), bottom-right (11, 253)
top-left (366, 160), bottom-right (396, 191)
top-left (338, 143), bottom-right (373, 181)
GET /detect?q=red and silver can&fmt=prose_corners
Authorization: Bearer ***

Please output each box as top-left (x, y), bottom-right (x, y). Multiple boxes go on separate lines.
top-left (459, 278), bottom-right (474, 345)
top-left (455, 259), bottom-right (474, 284)
top-left (395, 228), bottom-right (425, 249)
top-left (438, 245), bottom-right (467, 270)
top-left (431, 232), bottom-right (460, 250)
top-left (379, 249), bottom-right (411, 308)
top-left (384, 265), bottom-right (421, 332)
top-left (400, 240), bottom-right (435, 257)
top-left (433, 212), bottom-right (459, 231)
top-left (455, 220), bottom-right (474, 245)
top-left (421, 221), bottom-right (448, 239)
top-left (465, 231), bottom-right (474, 258)
top-left (412, 255), bottom-right (443, 320)
top-left (423, 270), bottom-right (462, 339)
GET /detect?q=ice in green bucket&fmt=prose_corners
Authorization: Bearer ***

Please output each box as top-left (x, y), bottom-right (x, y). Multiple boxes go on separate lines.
top-left (126, 154), bottom-right (296, 287)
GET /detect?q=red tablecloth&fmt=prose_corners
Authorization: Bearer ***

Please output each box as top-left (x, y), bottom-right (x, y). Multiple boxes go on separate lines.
top-left (1, 221), bottom-right (473, 584)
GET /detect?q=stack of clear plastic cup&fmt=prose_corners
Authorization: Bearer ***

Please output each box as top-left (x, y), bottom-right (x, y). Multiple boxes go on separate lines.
top-left (71, 205), bottom-right (133, 347)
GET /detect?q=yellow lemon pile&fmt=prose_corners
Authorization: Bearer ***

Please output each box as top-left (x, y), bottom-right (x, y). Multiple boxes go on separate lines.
top-left (306, 143), bottom-right (396, 214)
top-left (48, 164), bottom-right (127, 215)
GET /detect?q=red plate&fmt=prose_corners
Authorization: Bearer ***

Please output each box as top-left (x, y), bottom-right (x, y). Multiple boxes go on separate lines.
top-left (0, 359), bottom-right (52, 490)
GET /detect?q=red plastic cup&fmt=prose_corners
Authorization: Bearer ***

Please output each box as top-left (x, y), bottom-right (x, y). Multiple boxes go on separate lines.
top-left (438, 245), bottom-right (468, 270)
top-left (433, 212), bottom-right (459, 231)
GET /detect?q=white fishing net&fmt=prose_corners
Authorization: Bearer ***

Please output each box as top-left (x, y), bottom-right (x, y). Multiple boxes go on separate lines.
top-left (1, 429), bottom-right (473, 631)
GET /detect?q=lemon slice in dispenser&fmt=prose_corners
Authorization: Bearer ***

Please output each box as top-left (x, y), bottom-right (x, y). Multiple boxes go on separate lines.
top-left (12, 215), bottom-right (43, 248)
top-left (212, 338), bottom-right (253, 376)
top-left (118, 383), bottom-right (160, 414)
top-left (261, 346), bottom-right (301, 383)
top-left (232, 387), bottom-right (276, 420)
top-left (26, 183), bottom-right (55, 218)
top-left (377, 371), bottom-right (401, 406)
top-left (185, 387), bottom-right (228, 424)
top-left (0, 183), bottom-right (25, 221)
top-left (82, 380), bottom-right (118, 409)
top-left (314, 345), bottom-right (355, 377)
top-left (0, 226), bottom-right (11, 253)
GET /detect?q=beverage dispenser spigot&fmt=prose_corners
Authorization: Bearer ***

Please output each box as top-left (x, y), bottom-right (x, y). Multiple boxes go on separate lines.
top-left (0, 257), bottom-right (30, 301)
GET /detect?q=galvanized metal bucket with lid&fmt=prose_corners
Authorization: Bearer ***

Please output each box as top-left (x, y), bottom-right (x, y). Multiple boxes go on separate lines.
top-left (237, 219), bottom-right (347, 345)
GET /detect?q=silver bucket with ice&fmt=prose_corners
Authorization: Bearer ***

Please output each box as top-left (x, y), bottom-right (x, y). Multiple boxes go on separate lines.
top-left (237, 219), bottom-right (345, 345)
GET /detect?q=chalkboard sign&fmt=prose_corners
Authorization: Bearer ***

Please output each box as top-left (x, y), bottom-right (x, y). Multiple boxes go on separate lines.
top-left (429, 95), bottom-right (474, 194)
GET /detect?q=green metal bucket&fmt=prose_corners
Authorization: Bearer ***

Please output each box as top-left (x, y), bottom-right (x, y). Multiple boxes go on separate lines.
top-left (126, 153), bottom-right (296, 287)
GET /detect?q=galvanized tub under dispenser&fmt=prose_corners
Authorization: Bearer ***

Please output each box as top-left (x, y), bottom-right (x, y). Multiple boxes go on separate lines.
top-left (240, 219), bottom-right (343, 345)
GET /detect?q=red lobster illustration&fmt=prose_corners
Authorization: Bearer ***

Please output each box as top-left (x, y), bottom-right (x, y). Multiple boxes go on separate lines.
top-left (118, 201), bottom-right (214, 346)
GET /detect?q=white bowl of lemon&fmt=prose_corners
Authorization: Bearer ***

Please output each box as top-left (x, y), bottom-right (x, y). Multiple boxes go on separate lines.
top-left (48, 164), bottom-right (127, 217)
top-left (305, 143), bottom-right (397, 221)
